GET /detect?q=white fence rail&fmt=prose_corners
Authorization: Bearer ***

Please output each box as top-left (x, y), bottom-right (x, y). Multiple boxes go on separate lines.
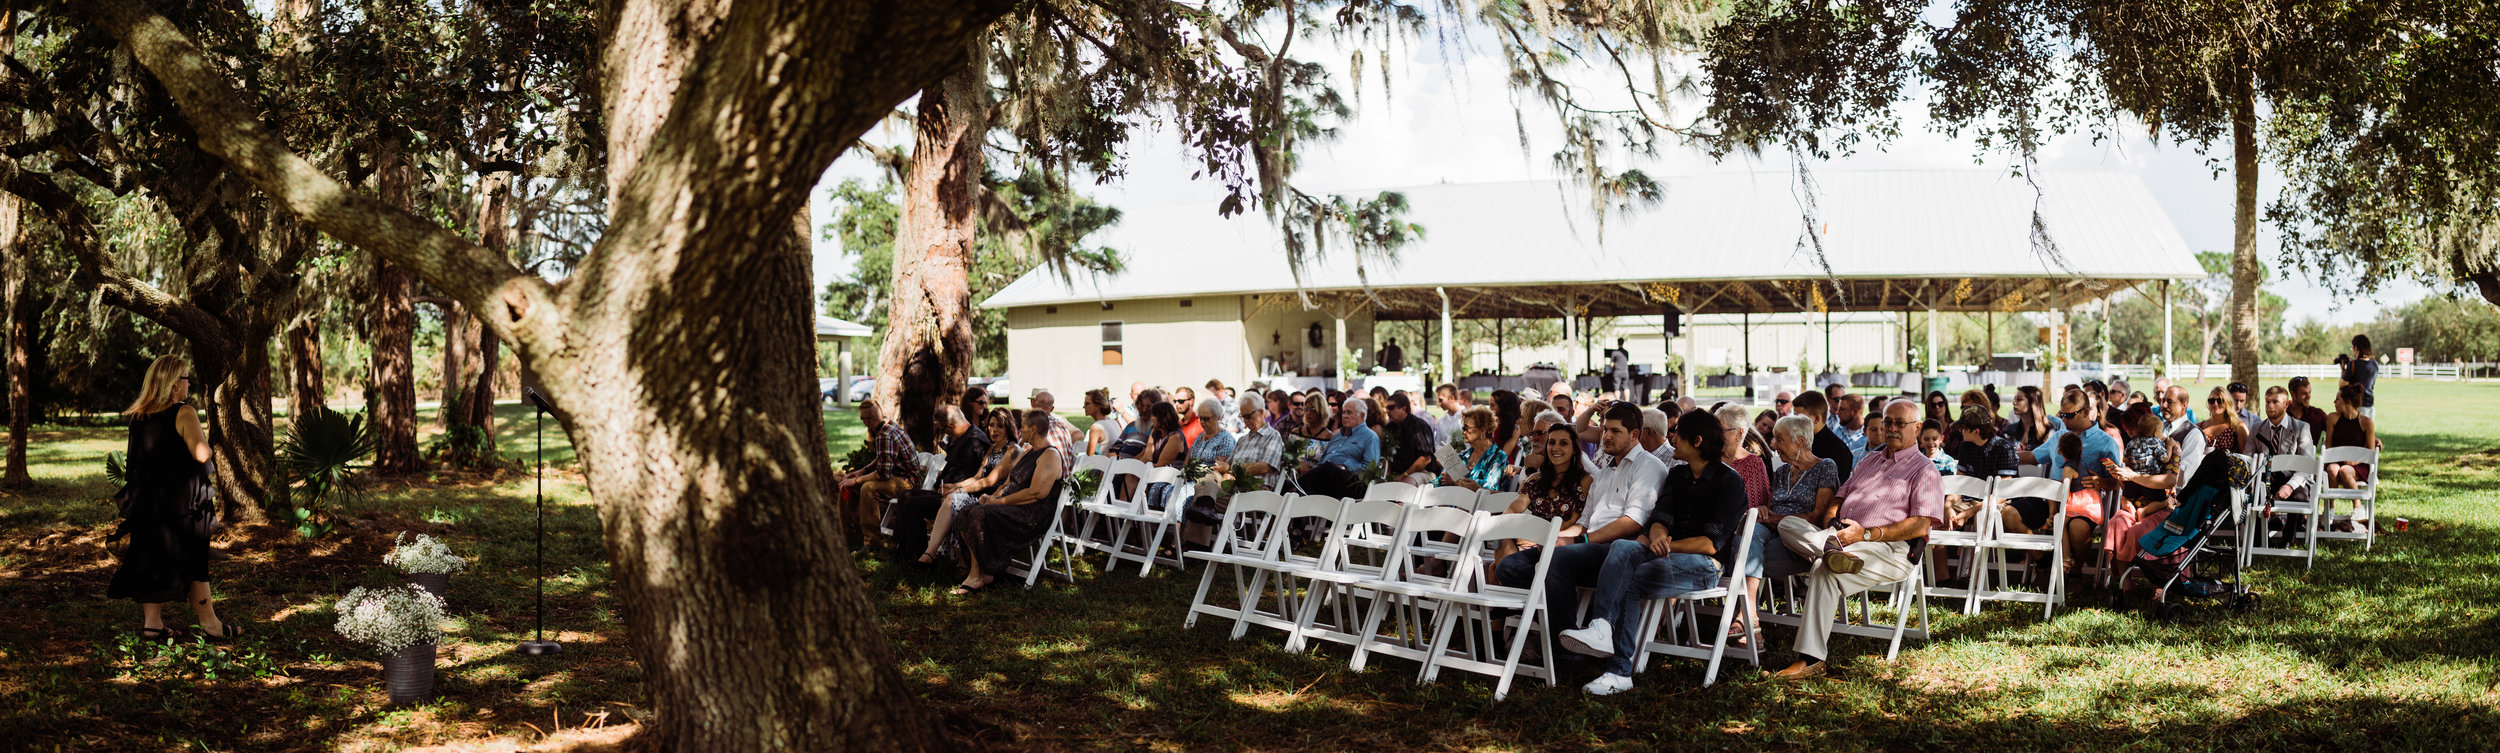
top-left (2098, 362), bottom-right (2500, 382)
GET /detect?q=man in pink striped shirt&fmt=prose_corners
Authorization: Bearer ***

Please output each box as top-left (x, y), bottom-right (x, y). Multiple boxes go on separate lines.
top-left (1773, 400), bottom-right (1945, 680)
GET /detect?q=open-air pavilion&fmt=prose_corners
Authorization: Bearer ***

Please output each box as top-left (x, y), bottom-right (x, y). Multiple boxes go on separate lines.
top-left (982, 169), bottom-right (2207, 404)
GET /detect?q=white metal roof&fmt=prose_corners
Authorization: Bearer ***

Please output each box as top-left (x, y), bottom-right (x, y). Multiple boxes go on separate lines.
top-left (981, 170), bottom-right (2204, 310)
top-left (816, 316), bottom-right (873, 338)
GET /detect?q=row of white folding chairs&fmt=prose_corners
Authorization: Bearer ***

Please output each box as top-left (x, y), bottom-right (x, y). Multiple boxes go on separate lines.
top-left (2244, 446), bottom-right (2382, 569)
top-left (873, 451), bottom-right (949, 536)
top-left (1925, 475), bottom-right (2075, 618)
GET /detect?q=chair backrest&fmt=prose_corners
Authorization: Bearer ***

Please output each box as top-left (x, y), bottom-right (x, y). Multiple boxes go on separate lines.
top-left (1104, 458), bottom-right (1154, 510)
top-left (1378, 506), bottom-right (1479, 588)
top-left (1277, 494), bottom-right (1346, 566)
top-left (1717, 507), bottom-right (1761, 587)
top-left (916, 452), bottom-right (945, 490)
top-left (1463, 513), bottom-right (1562, 598)
top-left (2269, 453), bottom-right (2323, 475)
top-left (1139, 466), bottom-right (1186, 515)
top-left (1329, 498), bottom-right (1409, 574)
top-left (2319, 446), bottom-right (2378, 473)
top-left (1991, 476), bottom-right (2068, 504)
top-left (1416, 485), bottom-right (1479, 510)
top-left (2017, 463), bottom-right (2047, 478)
top-left (1214, 491), bottom-right (1289, 559)
top-left (1362, 481), bottom-right (1420, 504)
top-left (1941, 475), bottom-right (1991, 501)
top-left (1477, 490), bottom-right (1522, 514)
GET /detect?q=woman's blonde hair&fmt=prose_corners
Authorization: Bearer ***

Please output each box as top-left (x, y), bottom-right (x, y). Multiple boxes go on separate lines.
top-left (123, 354), bottom-right (191, 418)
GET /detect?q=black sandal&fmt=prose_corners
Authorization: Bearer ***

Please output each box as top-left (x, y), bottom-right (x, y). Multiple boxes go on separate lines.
top-left (138, 627), bottom-right (178, 642)
top-left (948, 581), bottom-right (992, 596)
top-left (200, 622), bottom-right (245, 644)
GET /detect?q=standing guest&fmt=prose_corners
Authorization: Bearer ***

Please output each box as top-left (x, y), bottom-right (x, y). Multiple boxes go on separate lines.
top-left (2340, 335), bottom-right (2379, 418)
top-left (1556, 410), bottom-right (1749, 696)
top-left (1030, 390), bottom-right (1079, 473)
top-left (107, 355), bottom-right (237, 642)
top-left (2250, 386), bottom-right (2317, 544)
top-left (1772, 401), bottom-right (1944, 680)
top-left (1437, 407), bottom-right (1510, 491)
top-left (1433, 384), bottom-right (1473, 449)
top-left (947, 411), bottom-right (1066, 594)
top-left (1295, 398), bottom-right (1381, 499)
top-left (1498, 425), bottom-right (1595, 568)
top-left (899, 406), bottom-right (999, 565)
top-left (1791, 391), bottom-right (1856, 483)
top-left (839, 401), bottom-right (918, 551)
top-left (1383, 393), bottom-right (1442, 483)
top-left (1773, 390), bottom-right (1796, 417)
top-left (1172, 386), bottom-right (1205, 446)
top-left (1715, 405), bottom-right (1773, 511)
top-left (1832, 393), bottom-right (1871, 464)
top-left (1380, 338), bottom-right (1407, 372)
top-left (1082, 388), bottom-right (1125, 456)
top-left (2287, 376), bottom-right (2331, 446)
top-left (1919, 419), bottom-right (1957, 475)
top-left (2009, 385), bottom-right (2055, 454)
top-left (2322, 384), bottom-right (2377, 530)
top-left (1493, 404), bottom-right (1670, 660)
top-left (2199, 387), bottom-right (2253, 454)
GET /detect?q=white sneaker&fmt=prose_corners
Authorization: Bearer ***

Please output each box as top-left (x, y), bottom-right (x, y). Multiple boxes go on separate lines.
top-left (1582, 672), bottom-right (1635, 696)
top-left (1557, 618), bottom-right (1614, 657)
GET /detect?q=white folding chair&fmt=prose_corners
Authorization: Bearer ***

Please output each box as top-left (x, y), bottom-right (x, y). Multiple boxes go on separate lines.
top-left (1348, 505), bottom-right (1481, 673)
top-left (1362, 481), bottom-right (1421, 505)
top-left (2246, 453), bottom-right (2323, 569)
top-left (2316, 446), bottom-right (2380, 550)
top-left (1415, 485), bottom-right (1479, 510)
top-left (1414, 512), bottom-right (1563, 700)
top-left (1758, 544), bottom-right (1934, 660)
top-left (1075, 458), bottom-right (1150, 555)
top-left (1183, 491), bottom-right (1289, 631)
top-left (1476, 490), bottom-right (1522, 514)
top-left (1633, 507), bottom-right (1762, 686)
top-left (1928, 475), bottom-right (1993, 614)
top-left (1094, 465), bottom-right (1186, 575)
top-left (916, 452), bottom-right (945, 490)
top-left (1287, 499), bottom-right (1406, 652)
top-left (1970, 477), bottom-right (2070, 619)
top-left (2017, 463), bottom-right (2047, 478)
top-left (1231, 495), bottom-right (1347, 642)
top-left (1005, 474), bottom-right (1084, 587)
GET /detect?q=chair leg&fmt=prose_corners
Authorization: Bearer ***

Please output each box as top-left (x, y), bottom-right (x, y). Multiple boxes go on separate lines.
top-left (1349, 590), bottom-right (1396, 672)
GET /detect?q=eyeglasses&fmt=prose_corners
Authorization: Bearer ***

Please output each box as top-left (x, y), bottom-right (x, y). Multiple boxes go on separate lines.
top-left (1882, 418), bottom-right (1916, 427)
top-left (2055, 410), bottom-right (2079, 419)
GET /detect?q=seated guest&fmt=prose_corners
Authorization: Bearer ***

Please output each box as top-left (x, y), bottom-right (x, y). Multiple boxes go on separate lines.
top-left (1029, 391), bottom-right (1079, 473)
top-left (1714, 405), bottom-right (1773, 511)
top-left (1488, 389), bottom-right (1524, 455)
top-left (1295, 395), bottom-right (1332, 442)
top-left (837, 401), bottom-right (917, 551)
top-left (2287, 376), bottom-right (2330, 445)
top-left (1438, 407), bottom-right (1510, 491)
top-left (1772, 401), bottom-right (1944, 680)
top-left (1360, 396), bottom-right (1388, 439)
top-left (1172, 386), bottom-right (1205, 446)
top-left (1383, 393), bottom-right (1442, 484)
top-left (1140, 402), bottom-right (1188, 510)
top-left (1556, 410), bottom-right (1750, 695)
top-left (1752, 410), bottom-right (1779, 457)
top-left (1295, 398), bottom-right (1380, 499)
top-left (1791, 391), bottom-right (1855, 483)
top-left (1498, 425), bottom-right (1594, 567)
top-left (1082, 388), bottom-right (1125, 456)
top-left (1831, 393), bottom-right (1871, 464)
top-left (1176, 397), bottom-right (1239, 546)
top-left (2104, 404), bottom-right (2181, 568)
top-left (948, 411), bottom-right (1065, 595)
top-left (1114, 389), bottom-right (1163, 457)
top-left (2199, 387), bottom-right (2253, 454)
top-left (2008, 385), bottom-right (2055, 456)
top-left (2250, 386), bottom-right (2316, 544)
top-left (1750, 416), bottom-right (1838, 625)
top-left (2227, 381), bottom-right (2262, 429)
top-left (1267, 389), bottom-right (1297, 433)
top-left (1494, 403), bottom-right (1668, 661)
top-left (2041, 387), bottom-right (2120, 570)
top-left (1952, 407), bottom-right (2020, 480)
top-left (895, 406), bottom-right (994, 563)
top-left (1919, 419), bottom-right (1957, 475)
top-left (2321, 383), bottom-right (2377, 530)
top-left (1515, 399), bottom-right (1554, 455)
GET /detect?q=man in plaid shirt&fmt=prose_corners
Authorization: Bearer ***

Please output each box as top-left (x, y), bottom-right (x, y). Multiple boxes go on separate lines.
top-left (839, 401), bottom-right (919, 551)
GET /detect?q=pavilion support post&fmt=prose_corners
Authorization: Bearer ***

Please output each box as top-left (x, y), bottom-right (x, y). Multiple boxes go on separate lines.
top-left (1823, 310), bottom-right (1834, 380)
top-left (1742, 311), bottom-right (1754, 400)
top-left (1437, 287), bottom-right (1454, 386)
top-left (1985, 311), bottom-right (1996, 360)
top-left (837, 340), bottom-right (851, 406)
top-left (1335, 314), bottom-right (1350, 389)
top-left (2100, 296), bottom-right (2113, 374)
top-left (1926, 305), bottom-right (1940, 377)
top-left (1495, 319), bottom-right (1506, 373)
top-left (2161, 281), bottom-right (2175, 378)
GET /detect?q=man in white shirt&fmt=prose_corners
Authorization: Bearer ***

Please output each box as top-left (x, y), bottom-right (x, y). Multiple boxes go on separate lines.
top-left (1432, 383), bottom-right (1470, 449)
top-left (1494, 403), bottom-right (1669, 658)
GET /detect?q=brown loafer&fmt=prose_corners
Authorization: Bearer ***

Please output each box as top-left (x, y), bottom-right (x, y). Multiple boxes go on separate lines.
top-left (1773, 660), bottom-right (1827, 681)
top-left (1824, 550), bottom-right (1864, 575)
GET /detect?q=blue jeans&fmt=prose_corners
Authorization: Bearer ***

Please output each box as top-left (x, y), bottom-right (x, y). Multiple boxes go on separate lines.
top-left (1494, 542), bottom-right (1612, 660)
top-left (1587, 540), bottom-right (1722, 675)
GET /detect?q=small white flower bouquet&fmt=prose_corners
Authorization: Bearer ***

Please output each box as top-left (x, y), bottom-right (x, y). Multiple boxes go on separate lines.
top-left (381, 532), bottom-right (468, 575)
top-left (334, 585), bottom-right (447, 654)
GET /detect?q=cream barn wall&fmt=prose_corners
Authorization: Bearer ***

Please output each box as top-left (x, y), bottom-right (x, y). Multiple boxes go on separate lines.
top-left (1004, 296), bottom-right (1381, 407)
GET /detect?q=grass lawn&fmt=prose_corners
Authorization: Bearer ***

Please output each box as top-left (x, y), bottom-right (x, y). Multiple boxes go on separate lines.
top-left (1, 383), bottom-right (2494, 750)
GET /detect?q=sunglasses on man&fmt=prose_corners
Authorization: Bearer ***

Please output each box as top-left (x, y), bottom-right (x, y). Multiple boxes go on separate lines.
top-left (1775, 398), bottom-right (1790, 405)
top-left (2056, 410), bottom-right (2079, 420)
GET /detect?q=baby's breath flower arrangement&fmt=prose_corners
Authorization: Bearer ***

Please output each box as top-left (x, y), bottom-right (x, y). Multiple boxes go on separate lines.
top-left (381, 532), bottom-right (468, 575)
top-left (333, 585), bottom-right (447, 654)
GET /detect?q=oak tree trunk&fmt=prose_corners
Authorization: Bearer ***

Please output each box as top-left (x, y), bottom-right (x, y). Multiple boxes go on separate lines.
top-left (287, 321), bottom-right (322, 418)
top-left (875, 48), bottom-right (987, 449)
top-left (1, 190), bottom-right (26, 487)
top-left (371, 142), bottom-right (422, 475)
top-left (2228, 69), bottom-right (2261, 388)
top-left (205, 333), bottom-right (275, 526)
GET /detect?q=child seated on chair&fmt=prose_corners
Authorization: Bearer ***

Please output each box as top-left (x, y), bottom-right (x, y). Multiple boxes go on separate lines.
top-left (2055, 433), bottom-right (2104, 572)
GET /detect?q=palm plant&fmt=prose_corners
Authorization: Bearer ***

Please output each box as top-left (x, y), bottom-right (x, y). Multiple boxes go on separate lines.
top-left (279, 406), bottom-right (377, 537)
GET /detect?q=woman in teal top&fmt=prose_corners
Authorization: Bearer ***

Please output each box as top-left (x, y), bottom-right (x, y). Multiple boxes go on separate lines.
top-left (1437, 407), bottom-right (1510, 491)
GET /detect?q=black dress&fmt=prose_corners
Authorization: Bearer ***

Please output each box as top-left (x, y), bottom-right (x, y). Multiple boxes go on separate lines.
top-left (955, 448), bottom-right (1061, 578)
top-left (106, 401), bottom-right (216, 603)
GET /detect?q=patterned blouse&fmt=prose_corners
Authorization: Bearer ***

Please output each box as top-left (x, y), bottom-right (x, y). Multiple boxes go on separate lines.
top-left (1727, 453), bottom-right (1772, 510)
top-left (1449, 442), bottom-right (1510, 490)
top-left (1768, 457), bottom-right (1840, 518)
top-left (2121, 435), bottom-right (2178, 503)
top-left (1214, 426), bottom-right (1284, 501)
top-left (1519, 472), bottom-right (1588, 526)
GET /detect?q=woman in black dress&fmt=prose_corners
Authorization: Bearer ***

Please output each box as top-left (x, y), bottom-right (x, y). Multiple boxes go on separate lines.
top-left (949, 410), bottom-right (1065, 594)
top-left (106, 355), bottom-right (236, 641)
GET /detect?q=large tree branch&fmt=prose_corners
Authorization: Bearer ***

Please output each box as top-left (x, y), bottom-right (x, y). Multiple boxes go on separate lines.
top-left (70, 0), bottom-right (560, 350)
top-left (0, 159), bottom-right (230, 349)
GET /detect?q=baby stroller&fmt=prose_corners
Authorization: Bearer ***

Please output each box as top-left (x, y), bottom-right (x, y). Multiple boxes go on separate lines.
top-left (2114, 451), bottom-right (2260, 621)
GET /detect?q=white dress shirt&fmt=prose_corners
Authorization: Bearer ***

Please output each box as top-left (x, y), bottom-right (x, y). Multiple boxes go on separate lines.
top-left (1580, 446), bottom-right (1670, 532)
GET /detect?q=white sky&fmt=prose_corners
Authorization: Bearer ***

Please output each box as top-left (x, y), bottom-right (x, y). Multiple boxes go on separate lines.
top-left (808, 19), bottom-right (2430, 328)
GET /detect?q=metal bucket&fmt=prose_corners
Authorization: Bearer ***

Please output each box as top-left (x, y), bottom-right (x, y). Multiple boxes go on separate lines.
top-left (407, 572), bottom-right (451, 602)
top-left (380, 642), bottom-right (437, 705)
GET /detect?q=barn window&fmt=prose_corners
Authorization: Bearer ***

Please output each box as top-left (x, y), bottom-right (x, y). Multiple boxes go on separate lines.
top-left (1045, 306), bottom-right (1058, 314)
top-left (1180, 298), bottom-right (1193, 308)
top-left (1101, 321), bottom-right (1124, 366)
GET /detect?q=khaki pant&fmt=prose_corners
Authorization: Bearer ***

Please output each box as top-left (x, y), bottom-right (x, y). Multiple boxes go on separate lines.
top-left (1776, 515), bottom-right (1914, 661)
top-left (855, 478), bottom-right (911, 542)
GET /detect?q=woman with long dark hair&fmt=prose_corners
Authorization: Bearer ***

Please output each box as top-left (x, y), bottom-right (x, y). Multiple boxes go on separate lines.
top-left (1497, 424), bottom-right (1594, 567)
top-left (106, 355), bottom-right (236, 641)
top-left (1489, 389), bottom-right (1523, 454)
top-left (2010, 385), bottom-right (2054, 451)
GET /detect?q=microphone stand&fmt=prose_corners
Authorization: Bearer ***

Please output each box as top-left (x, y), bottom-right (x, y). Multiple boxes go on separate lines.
top-left (519, 387), bottom-right (563, 657)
